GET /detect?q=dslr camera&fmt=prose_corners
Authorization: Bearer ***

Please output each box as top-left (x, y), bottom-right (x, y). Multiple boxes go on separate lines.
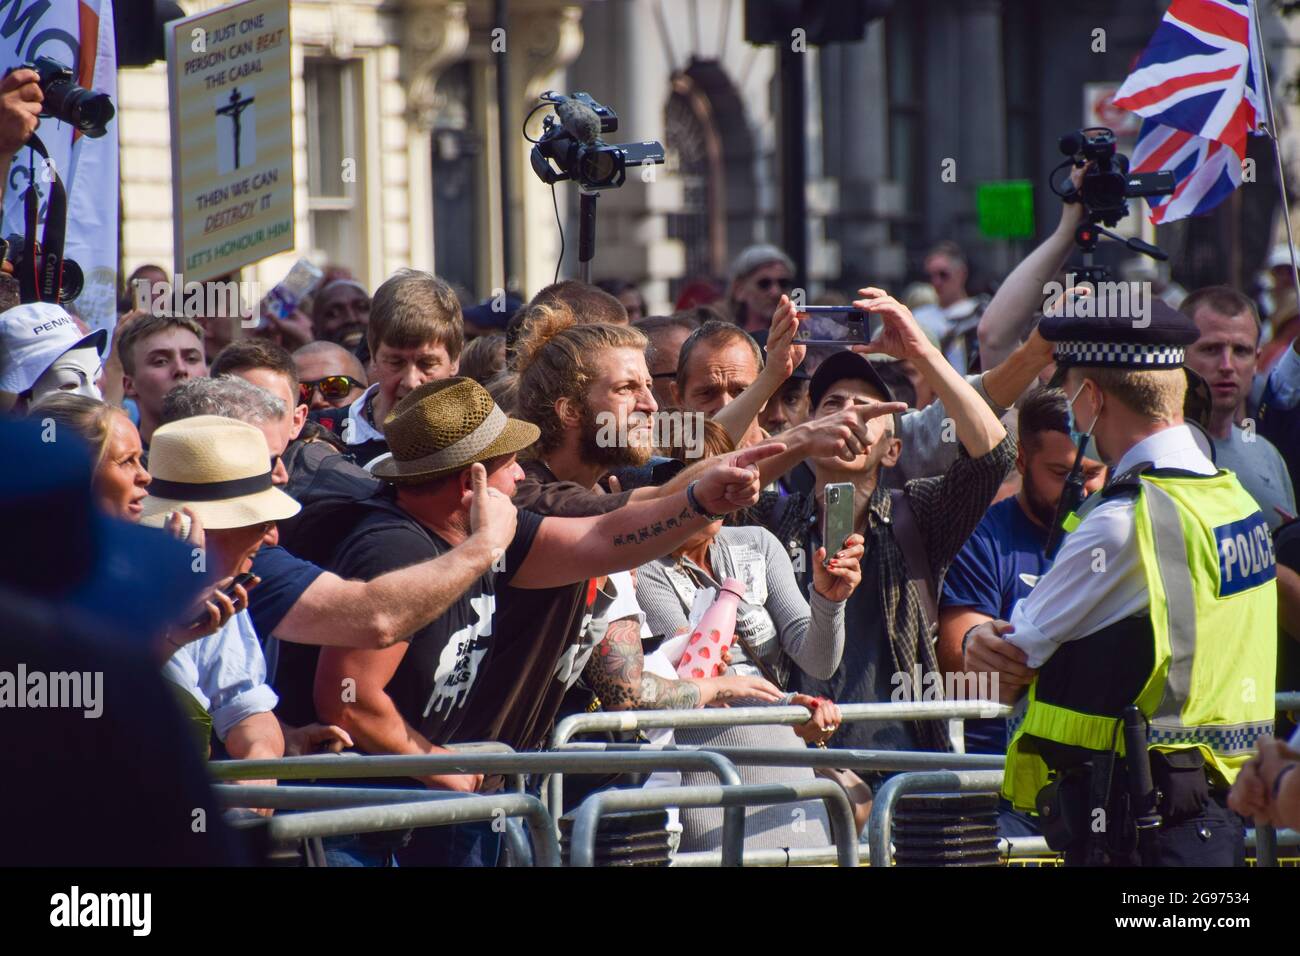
top-left (1, 234), bottom-right (83, 302)
top-left (8, 56), bottom-right (115, 138)
top-left (1057, 127), bottom-right (1174, 227)
top-left (529, 91), bottom-right (664, 190)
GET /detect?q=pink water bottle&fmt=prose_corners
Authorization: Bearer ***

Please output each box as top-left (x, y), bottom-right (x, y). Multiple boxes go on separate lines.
top-left (677, 577), bottom-right (745, 679)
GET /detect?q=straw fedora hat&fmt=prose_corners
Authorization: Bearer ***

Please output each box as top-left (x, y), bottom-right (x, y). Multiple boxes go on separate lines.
top-left (370, 377), bottom-right (540, 483)
top-left (140, 415), bottom-right (301, 530)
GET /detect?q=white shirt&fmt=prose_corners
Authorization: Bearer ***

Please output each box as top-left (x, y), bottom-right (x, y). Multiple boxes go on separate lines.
top-left (1006, 424), bottom-right (1216, 668)
top-left (343, 382), bottom-right (385, 446)
top-left (162, 609), bottom-right (279, 740)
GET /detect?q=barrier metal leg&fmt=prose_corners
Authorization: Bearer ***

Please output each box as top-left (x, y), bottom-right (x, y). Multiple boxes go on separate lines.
top-left (569, 781), bottom-right (858, 868)
top-left (866, 770), bottom-right (1005, 868)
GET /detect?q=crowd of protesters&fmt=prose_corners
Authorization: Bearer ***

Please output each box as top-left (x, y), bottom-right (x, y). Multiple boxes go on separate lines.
top-left (3, 64), bottom-right (1300, 864)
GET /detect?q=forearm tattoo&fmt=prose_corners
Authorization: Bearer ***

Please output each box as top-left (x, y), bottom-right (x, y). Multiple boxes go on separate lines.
top-left (584, 619), bottom-right (701, 710)
top-left (611, 506), bottom-right (695, 548)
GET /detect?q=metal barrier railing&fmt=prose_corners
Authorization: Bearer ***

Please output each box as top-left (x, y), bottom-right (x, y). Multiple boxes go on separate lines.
top-left (569, 779), bottom-right (859, 867)
top-left (867, 769), bottom-right (1006, 867)
top-left (264, 792), bottom-right (562, 867)
top-left (214, 783), bottom-right (469, 810)
top-left (208, 750), bottom-right (748, 848)
top-left (213, 784), bottom-right (540, 865)
top-left (555, 740), bottom-right (1006, 771)
top-left (548, 701), bottom-right (1011, 814)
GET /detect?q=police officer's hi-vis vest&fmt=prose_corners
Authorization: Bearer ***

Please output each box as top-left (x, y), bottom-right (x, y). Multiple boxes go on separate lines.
top-left (1003, 467), bottom-right (1277, 812)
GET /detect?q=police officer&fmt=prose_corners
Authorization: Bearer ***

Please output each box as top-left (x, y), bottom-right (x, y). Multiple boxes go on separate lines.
top-left (964, 299), bottom-right (1277, 866)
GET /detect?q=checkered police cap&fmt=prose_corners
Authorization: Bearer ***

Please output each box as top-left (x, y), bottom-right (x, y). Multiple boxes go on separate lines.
top-left (1038, 297), bottom-right (1199, 370)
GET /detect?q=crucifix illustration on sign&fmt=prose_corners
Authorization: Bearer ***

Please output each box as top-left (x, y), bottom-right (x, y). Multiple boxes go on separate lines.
top-left (215, 85), bottom-right (257, 175)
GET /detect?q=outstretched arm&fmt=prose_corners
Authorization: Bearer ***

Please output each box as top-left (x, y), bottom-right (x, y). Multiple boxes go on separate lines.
top-left (712, 295), bottom-right (804, 446)
top-left (583, 618), bottom-right (783, 709)
top-left (511, 444), bottom-right (784, 589)
top-left (855, 289), bottom-right (1006, 459)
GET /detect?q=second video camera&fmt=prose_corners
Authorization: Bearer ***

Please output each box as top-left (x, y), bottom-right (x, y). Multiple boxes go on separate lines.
top-left (529, 91), bottom-right (664, 190)
top-left (1057, 127), bottom-right (1174, 227)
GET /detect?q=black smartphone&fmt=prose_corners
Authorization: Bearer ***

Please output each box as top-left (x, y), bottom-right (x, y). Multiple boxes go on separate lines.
top-left (189, 571), bottom-right (257, 628)
top-left (795, 306), bottom-right (871, 346)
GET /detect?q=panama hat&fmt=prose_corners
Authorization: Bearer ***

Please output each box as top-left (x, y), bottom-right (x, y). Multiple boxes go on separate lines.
top-left (140, 415), bottom-right (301, 530)
top-left (370, 377), bottom-right (540, 483)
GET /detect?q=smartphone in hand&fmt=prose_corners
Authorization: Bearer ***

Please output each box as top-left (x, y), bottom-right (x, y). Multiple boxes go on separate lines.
top-left (188, 571), bottom-right (257, 629)
top-left (795, 306), bottom-right (871, 346)
top-left (822, 482), bottom-right (855, 568)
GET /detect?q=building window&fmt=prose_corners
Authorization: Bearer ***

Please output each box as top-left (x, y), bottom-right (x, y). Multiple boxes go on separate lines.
top-left (431, 61), bottom-right (481, 297)
top-left (885, 5), bottom-right (926, 256)
top-left (304, 58), bottom-right (365, 276)
top-left (1002, 0), bottom-right (1040, 182)
top-left (664, 71), bottom-right (725, 303)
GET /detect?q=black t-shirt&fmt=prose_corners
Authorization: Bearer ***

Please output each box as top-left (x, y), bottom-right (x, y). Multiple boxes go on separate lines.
top-left (328, 491), bottom-right (544, 745)
top-left (453, 460), bottom-right (622, 750)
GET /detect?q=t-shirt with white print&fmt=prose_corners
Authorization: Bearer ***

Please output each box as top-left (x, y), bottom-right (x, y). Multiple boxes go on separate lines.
top-left (328, 491), bottom-right (543, 745)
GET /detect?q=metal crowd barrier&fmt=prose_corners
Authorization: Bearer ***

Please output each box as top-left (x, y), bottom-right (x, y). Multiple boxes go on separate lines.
top-left (263, 792), bottom-right (562, 867)
top-left (569, 779), bottom-right (859, 868)
top-left (547, 700), bottom-right (1010, 814)
top-left (214, 784), bottom-right (541, 865)
top-left (208, 749), bottom-right (749, 848)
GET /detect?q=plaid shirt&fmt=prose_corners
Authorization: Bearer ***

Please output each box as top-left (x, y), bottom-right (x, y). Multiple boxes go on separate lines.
top-left (786, 433), bottom-right (1018, 752)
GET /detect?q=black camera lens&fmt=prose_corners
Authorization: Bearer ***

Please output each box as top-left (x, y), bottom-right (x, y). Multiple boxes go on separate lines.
top-left (578, 147), bottom-right (621, 188)
top-left (57, 259), bottom-right (83, 302)
top-left (28, 56), bottom-right (115, 139)
top-left (44, 81), bottom-right (115, 138)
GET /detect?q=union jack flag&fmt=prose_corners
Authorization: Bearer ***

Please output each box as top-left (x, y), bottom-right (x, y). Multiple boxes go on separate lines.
top-left (1112, 0), bottom-right (1266, 224)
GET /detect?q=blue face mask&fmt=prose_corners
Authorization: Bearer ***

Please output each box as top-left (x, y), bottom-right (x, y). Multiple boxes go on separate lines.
top-left (1066, 382), bottom-right (1101, 448)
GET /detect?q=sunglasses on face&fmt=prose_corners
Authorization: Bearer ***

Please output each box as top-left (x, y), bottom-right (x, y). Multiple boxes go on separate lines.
top-left (927, 270), bottom-right (952, 281)
top-left (755, 276), bottom-right (794, 292)
top-left (299, 375), bottom-right (363, 404)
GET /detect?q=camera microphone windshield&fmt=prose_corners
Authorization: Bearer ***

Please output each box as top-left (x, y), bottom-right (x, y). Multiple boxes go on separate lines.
top-left (555, 96), bottom-right (601, 145)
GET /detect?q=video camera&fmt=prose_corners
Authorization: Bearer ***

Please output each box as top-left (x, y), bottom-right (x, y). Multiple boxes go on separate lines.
top-left (1056, 127), bottom-right (1174, 228)
top-left (1050, 127), bottom-right (1175, 274)
top-left (529, 91), bottom-right (664, 190)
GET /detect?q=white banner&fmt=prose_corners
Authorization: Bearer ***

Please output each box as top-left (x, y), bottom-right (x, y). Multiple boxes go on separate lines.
top-left (0, 0), bottom-right (119, 339)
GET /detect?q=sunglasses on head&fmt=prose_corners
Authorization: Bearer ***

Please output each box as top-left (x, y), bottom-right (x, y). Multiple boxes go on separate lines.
top-left (755, 276), bottom-right (794, 292)
top-left (299, 375), bottom-right (363, 404)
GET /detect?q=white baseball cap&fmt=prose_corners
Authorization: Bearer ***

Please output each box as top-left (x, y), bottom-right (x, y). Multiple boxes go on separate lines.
top-left (0, 302), bottom-right (108, 395)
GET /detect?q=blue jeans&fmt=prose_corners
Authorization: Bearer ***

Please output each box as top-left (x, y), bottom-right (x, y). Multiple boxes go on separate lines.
top-left (321, 833), bottom-right (399, 867)
top-left (397, 820), bottom-right (503, 867)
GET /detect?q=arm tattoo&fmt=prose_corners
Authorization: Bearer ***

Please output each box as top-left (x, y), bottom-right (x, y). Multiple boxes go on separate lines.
top-left (613, 506), bottom-right (695, 547)
top-left (584, 618), bottom-right (701, 710)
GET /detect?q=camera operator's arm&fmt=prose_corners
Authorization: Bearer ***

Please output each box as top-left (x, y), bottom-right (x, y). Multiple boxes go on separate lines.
top-left (712, 295), bottom-right (804, 447)
top-left (976, 167), bottom-right (1085, 369)
top-left (0, 69), bottom-right (41, 204)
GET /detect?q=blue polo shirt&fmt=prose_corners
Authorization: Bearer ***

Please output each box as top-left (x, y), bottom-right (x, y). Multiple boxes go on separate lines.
top-left (940, 495), bottom-right (1052, 754)
top-left (248, 544), bottom-right (325, 685)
